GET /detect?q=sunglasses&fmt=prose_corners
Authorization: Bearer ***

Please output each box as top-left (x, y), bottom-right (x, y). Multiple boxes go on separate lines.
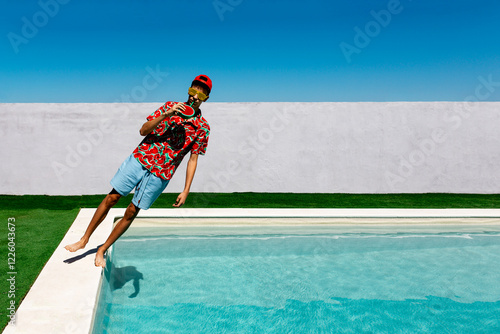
top-left (188, 87), bottom-right (208, 101)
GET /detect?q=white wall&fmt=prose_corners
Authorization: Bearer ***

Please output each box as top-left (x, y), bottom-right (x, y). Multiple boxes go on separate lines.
top-left (1, 102), bottom-right (499, 195)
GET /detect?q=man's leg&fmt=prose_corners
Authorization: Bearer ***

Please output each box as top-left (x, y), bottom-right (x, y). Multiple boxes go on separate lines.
top-left (94, 202), bottom-right (140, 267)
top-left (93, 168), bottom-right (168, 267)
top-left (64, 191), bottom-right (122, 252)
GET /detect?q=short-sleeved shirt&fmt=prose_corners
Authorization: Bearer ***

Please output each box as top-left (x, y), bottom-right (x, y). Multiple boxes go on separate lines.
top-left (133, 101), bottom-right (210, 180)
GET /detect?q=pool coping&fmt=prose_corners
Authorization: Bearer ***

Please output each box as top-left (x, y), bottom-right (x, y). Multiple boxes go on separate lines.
top-left (4, 207), bottom-right (500, 334)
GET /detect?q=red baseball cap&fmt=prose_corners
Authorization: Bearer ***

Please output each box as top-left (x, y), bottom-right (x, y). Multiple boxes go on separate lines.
top-left (192, 75), bottom-right (212, 93)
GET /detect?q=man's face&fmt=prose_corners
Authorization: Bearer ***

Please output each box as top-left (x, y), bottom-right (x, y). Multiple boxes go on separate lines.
top-left (187, 84), bottom-right (209, 110)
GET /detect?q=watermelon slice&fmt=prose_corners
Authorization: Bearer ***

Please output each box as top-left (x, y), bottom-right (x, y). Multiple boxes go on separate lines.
top-left (178, 103), bottom-right (196, 119)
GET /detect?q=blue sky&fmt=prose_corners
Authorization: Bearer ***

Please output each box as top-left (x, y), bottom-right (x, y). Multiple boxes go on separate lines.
top-left (1, 0), bottom-right (499, 102)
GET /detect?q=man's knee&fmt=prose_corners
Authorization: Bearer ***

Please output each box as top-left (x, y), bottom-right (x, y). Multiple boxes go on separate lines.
top-left (106, 190), bottom-right (121, 207)
top-left (124, 203), bottom-right (140, 220)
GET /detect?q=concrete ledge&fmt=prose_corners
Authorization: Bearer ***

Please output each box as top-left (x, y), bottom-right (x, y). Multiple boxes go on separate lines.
top-left (4, 208), bottom-right (500, 334)
top-left (3, 208), bottom-right (122, 334)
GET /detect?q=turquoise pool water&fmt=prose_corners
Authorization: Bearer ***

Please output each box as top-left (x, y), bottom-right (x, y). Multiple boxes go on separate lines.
top-left (92, 224), bottom-right (500, 333)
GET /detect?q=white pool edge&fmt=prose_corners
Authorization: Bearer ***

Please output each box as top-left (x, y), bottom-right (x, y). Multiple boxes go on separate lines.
top-left (3, 208), bottom-right (123, 334)
top-left (4, 208), bottom-right (500, 334)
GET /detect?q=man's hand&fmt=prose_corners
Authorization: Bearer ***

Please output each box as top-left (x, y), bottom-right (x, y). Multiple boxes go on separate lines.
top-left (140, 102), bottom-right (185, 136)
top-left (167, 102), bottom-right (186, 116)
top-left (173, 191), bottom-right (189, 207)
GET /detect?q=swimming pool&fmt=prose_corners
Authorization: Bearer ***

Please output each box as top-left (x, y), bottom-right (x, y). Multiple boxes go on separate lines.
top-left (91, 217), bottom-right (500, 333)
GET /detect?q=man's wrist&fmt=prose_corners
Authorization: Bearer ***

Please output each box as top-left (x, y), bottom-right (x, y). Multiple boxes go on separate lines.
top-left (161, 109), bottom-right (171, 117)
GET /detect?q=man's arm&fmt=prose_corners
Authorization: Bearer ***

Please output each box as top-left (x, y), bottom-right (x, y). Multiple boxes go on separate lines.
top-left (139, 102), bottom-right (186, 136)
top-left (173, 153), bottom-right (199, 207)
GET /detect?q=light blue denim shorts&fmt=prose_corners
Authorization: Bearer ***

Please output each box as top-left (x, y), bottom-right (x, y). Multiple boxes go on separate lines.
top-left (110, 154), bottom-right (169, 210)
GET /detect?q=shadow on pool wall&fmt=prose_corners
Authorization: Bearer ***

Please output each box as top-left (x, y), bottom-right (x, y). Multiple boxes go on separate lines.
top-left (91, 245), bottom-right (144, 333)
top-left (107, 264), bottom-right (143, 298)
top-left (2, 102), bottom-right (500, 195)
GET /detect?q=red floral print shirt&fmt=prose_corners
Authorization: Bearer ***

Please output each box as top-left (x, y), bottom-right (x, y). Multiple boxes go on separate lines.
top-left (133, 101), bottom-right (210, 180)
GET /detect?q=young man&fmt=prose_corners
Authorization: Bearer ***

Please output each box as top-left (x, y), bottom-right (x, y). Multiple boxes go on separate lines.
top-left (65, 75), bottom-right (212, 267)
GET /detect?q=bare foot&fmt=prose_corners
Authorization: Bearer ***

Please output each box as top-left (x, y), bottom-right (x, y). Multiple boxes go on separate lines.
top-left (64, 239), bottom-right (87, 252)
top-left (95, 249), bottom-right (106, 267)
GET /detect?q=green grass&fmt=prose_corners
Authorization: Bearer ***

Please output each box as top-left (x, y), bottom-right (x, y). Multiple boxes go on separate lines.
top-left (2, 192), bottom-right (500, 210)
top-left (1, 208), bottom-right (80, 330)
top-left (1, 192), bottom-right (499, 330)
